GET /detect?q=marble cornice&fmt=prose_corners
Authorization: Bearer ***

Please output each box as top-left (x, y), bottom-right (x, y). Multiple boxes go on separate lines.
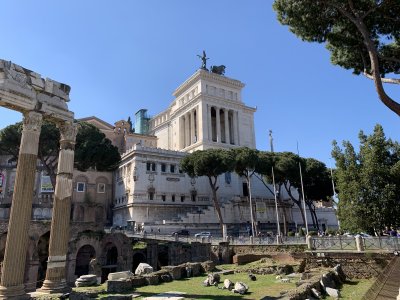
top-left (173, 69), bottom-right (245, 98)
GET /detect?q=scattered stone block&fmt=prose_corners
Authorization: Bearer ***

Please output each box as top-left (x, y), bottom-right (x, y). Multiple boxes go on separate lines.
top-left (75, 274), bottom-right (98, 287)
top-left (311, 287), bottom-right (321, 299)
top-left (160, 274), bottom-right (173, 282)
top-left (131, 276), bottom-right (147, 287)
top-left (135, 263), bottom-right (153, 276)
top-left (106, 279), bottom-right (133, 293)
top-left (186, 262), bottom-right (201, 276)
top-left (161, 266), bottom-right (183, 280)
top-left (143, 273), bottom-right (159, 285)
top-left (232, 281), bottom-right (249, 295)
top-left (333, 264), bottom-right (346, 283)
top-left (200, 260), bottom-right (215, 273)
top-left (108, 271), bottom-right (134, 281)
top-left (248, 273), bottom-right (256, 281)
top-left (69, 290), bottom-right (99, 300)
top-left (276, 264), bottom-right (294, 275)
top-left (325, 287), bottom-right (340, 298)
top-left (320, 273), bottom-right (336, 290)
top-left (223, 279), bottom-right (234, 290)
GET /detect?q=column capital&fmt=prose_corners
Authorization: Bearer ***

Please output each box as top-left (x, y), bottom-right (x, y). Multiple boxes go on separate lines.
top-left (58, 121), bottom-right (78, 149)
top-left (22, 111), bottom-right (43, 132)
top-left (59, 121), bottom-right (78, 142)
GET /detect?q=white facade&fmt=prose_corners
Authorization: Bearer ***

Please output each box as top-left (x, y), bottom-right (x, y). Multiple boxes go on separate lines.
top-left (148, 69), bottom-right (256, 152)
top-left (113, 70), bottom-right (338, 234)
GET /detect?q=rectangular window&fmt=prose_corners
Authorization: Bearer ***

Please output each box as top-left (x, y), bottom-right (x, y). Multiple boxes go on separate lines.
top-left (162, 195), bottom-right (166, 202)
top-left (171, 195), bottom-right (175, 202)
top-left (146, 162), bottom-right (156, 172)
top-left (149, 192), bottom-right (154, 200)
top-left (181, 195), bottom-right (185, 202)
top-left (170, 164), bottom-right (175, 173)
top-left (97, 183), bottom-right (106, 193)
top-left (77, 182), bottom-right (85, 192)
top-left (161, 163), bottom-right (166, 172)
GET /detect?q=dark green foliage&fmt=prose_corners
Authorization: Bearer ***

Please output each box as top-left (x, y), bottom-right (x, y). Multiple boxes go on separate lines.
top-left (74, 122), bottom-right (121, 172)
top-left (181, 149), bottom-right (235, 179)
top-left (332, 124), bottom-right (400, 234)
top-left (273, 0), bottom-right (400, 115)
top-left (180, 149), bottom-right (235, 231)
top-left (231, 147), bottom-right (260, 177)
top-left (0, 121), bottom-right (121, 187)
top-left (258, 151), bottom-right (333, 230)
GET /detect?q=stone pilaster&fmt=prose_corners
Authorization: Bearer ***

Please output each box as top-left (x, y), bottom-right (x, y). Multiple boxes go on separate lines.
top-left (224, 109), bottom-right (229, 144)
top-left (185, 113), bottom-right (190, 148)
top-left (190, 109), bottom-right (195, 144)
top-left (40, 121), bottom-right (77, 294)
top-left (0, 111), bottom-right (43, 300)
top-left (233, 111), bottom-right (239, 145)
top-left (216, 107), bottom-right (221, 143)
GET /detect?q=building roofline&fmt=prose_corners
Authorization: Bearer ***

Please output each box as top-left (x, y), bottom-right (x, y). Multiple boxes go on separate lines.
top-left (78, 116), bottom-right (115, 129)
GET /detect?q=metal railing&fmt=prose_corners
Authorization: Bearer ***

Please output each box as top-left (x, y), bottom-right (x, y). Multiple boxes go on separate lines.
top-left (311, 236), bottom-right (400, 252)
top-left (105, 227), bottom-right (399, 251)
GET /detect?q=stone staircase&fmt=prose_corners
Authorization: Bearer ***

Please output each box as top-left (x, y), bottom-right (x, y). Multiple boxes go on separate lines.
top-left (364, 256), bottom-right (400, 300)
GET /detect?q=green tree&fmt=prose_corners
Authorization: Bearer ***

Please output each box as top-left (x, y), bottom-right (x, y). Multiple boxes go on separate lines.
top-left (231, 147), bottom-right (260, 236)
top-left (180, 149), bottom-right (234, 236)
top-left (332, 124), bottom-right (400, 234)
top-left (273, 0), bottom-right (400, 116)
top-left (260, 152), bottom-right (333, 231)
top-left (0, 121), bottom-right (121, 187)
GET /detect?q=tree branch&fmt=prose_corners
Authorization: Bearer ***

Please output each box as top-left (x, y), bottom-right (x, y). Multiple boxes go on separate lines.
top-left (326, 0), bottom-right (400, 116)
top-left (379, 55), bottom-right (400, 64)
top-left (253, 173), bottom-right (274, 195)
top-left (360, 0), bottom-right (385, 19)
top-left (363, 71), bottom-right (400, 84)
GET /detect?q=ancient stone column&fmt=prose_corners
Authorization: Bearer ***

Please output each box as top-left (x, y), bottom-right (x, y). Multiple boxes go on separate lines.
top-left (224, 109), bottom-right (229, 144)
top-left (190, 109), bottom-right (195, 144)
top-left (40, 121), bottom-right (77, 294)
top-left (185, 113), bottom-right (190, 148)
top-left (216, 107), bottom-right (221, 143)
top-left (0, 111), bottom-right (43, 300)
top-left (233, 111), bottom-right (239, 145)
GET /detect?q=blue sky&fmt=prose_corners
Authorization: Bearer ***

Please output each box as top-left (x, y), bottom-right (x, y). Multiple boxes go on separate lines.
top-left (1, 1), bottom-right (399, 167)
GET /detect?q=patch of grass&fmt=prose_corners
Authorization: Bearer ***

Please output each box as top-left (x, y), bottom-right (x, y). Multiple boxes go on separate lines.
top-left (133, 241), bottom-right (147, 250)
top-left (323, 278), bottom-right (374, 300)
top-left (134, 273), bottom-right (299, 299)
top-left (339, 278), bottom-right (374, 300)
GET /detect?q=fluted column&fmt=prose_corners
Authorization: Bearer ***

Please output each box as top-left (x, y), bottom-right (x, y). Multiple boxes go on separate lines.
top-left (190, 109), bottom-right (195, 144)
top-left (179, 116), bottom-right (184, 149)
top-left (233, 111), bottom-right (239, 145)
top-left (216, 107), bottom-right (221, 143)
top-left (0, 111), bottom-right (43, 300)
top-left (207, 105), bottom-right (212, 141)
top-left (224, 109), bottom-right (229, 144)
top-left (40, 121), bottom-right (77, 293)
top-left (185, 113), bottom-right (190, 148)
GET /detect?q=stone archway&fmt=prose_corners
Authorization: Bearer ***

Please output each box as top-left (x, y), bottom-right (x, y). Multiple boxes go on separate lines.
top-left (132, 252), bottom-right (146, 273)
top-left (75, 245), bottom-right (96, 277)
top-left (102, 242), bottom-right (118, 282)
top-left (157, 245), bottom-right (169, 269)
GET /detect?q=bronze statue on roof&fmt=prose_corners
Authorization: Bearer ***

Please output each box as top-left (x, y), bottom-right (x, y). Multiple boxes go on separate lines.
top-left (197, 50), bottom-right (209, 70)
